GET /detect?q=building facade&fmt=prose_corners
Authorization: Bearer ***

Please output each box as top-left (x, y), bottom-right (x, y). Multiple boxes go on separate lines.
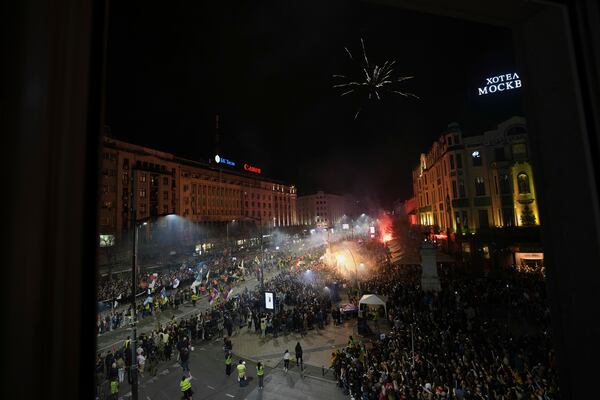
top-left (297, 191), bottom-right (347, 228)
top-left (177, 157), bottom-right (297, 227)
top-left (394, 197), bottom-right (418, 225)
top-left (412, 116), bottom-right (540, 233)
top-left (99, 137), bottom-right (297, 243)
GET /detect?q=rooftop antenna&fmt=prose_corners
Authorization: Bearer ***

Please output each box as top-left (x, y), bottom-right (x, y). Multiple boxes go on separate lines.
top-left (215, 114), bottom-right (221, 156)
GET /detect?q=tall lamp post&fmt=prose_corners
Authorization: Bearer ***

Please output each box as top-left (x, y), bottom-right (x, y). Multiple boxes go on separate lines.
top-left (129, 167), bottom-right (175, 400)
top-left (337, 248), bottom-right (362, 294)
top-left (346, 248), bottom-right (362, 294)
top-left (129, 170), bottom-right (139, 400)
top-left (244, 216), bottom-right (264, 288)
top-left (226, 219), bottom-right (236, 251)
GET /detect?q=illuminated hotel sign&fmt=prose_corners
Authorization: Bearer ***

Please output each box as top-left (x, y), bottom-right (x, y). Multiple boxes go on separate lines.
top-left (214, 154), bottom-right (235, 166)
top-left (478, 73), bottom-right (522, 96)
top-left (243, 163), bottom-right (261, 174)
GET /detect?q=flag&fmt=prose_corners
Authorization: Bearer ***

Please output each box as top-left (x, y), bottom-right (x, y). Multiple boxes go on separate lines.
top-left (149, 273), bottom-right (158, 289)
top-left (172, 278), bottom-right (180, 289)
top-left (209, 288), bottom-right (219, 305)
top-left (190, 279), bottom-right (201, 290)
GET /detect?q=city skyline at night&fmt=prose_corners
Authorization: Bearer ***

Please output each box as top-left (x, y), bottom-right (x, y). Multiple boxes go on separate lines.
top-left (106, 0), bottom-right (522, 208)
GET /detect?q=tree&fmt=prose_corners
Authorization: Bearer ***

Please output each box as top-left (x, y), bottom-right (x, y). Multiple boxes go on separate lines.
top-left (520, 205), bottom-right (536, 226)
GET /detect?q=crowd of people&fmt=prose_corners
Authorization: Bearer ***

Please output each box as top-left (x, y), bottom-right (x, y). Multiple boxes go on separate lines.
top-left (96, 232), bottom-right (561, 399)
top-left (331, 261), bottom-right (559, 399)
top-left (96, 242), bottom-right (309, 334)
top-left (95, 238), bottom-right (336, 398)
top-left (96, 315), bottom-right (198, 399)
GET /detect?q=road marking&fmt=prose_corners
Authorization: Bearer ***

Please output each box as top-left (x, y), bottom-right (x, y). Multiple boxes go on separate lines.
top-left (207, 385), bottom-right (215, 390)
top-left (226, 394), bottom-right (235, 398)
top-left (147, 397), bottom-right (152, 400)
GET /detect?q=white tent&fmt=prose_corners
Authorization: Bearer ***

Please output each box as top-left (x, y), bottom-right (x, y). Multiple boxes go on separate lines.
top-left (358, 294), bottom-right (388, 317)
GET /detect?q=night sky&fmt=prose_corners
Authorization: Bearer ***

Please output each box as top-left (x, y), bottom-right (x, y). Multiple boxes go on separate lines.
top-left (106, 0), bottom-right (522, 208)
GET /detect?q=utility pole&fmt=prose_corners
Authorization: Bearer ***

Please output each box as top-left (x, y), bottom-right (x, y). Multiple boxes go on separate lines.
top-left (346, 248), bottom-right (361, 294)
top-left (411, 323), bottom-right (415, 368)
top-left (259, 221), bottom-right (264, 288)
top-left (130, 169), bottom-right (139, 400)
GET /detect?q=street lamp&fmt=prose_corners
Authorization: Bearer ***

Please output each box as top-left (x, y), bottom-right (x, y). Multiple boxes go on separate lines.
top-left (336, 249), bottom-right (362, 293)
top-left (129, 167), bottom-right (175, 400)
top-left (226, 219), bottom-right (236, 250)
top-left (245, 216), bottom-right (264, 288)
top-left (345, 248), bottom-right (362, 294)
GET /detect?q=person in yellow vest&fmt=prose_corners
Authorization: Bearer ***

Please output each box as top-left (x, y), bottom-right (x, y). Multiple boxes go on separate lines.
top-left (109, 378), bottom-right (119, 400)
top-left (124, 336), bottom-right (131, 350)
top-left (347, 335), bottom-right (355, 347)
top-left (256, 362), bottom-right (265, 389)
top-left (191, 291), bottom-right (199, 307)
top-left (180, 375), bottom-right (193, 399)
top-left (225, 352), bottom-right (233, 376)
top-left (236, 360), bottom-right (246, 386)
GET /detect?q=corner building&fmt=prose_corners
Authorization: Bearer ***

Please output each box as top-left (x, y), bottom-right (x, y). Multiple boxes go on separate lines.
top-left (297, 191), bottom-right (347, 228)
top-left (412, 116), bottom-right (540, 233)
top-left (99, 137), bottom-right (297, 242)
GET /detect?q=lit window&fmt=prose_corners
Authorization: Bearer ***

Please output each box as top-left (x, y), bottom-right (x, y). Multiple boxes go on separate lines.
top-left (475, 177), bottom-right (486, 196)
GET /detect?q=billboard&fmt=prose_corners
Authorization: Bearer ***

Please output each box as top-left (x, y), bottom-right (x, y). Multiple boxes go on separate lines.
top-left (265, 291), bottom-right (274, 310)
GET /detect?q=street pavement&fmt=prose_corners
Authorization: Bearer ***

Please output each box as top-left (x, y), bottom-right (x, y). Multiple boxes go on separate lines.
top-left (97, 268), bottom-right (281, 352)
top-left (107, 321), bottom-right (352, 400)
top-left (230, 318), bottom-right (357, 373)
top-left (98, 263), bottom-right (360, 399)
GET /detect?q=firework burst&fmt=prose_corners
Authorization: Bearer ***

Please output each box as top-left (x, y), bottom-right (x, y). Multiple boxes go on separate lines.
top-left (333, 38), bottom-right (419, 119)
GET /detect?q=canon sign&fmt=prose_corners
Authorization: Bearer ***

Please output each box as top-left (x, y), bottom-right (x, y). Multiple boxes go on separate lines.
top-left (244, 163), bottom-right (261, 174)
top-left (478, 73), bottom-right (522, 96)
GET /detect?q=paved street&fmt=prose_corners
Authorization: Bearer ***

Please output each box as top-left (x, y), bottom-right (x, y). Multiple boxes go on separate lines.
top-left (230, 318), bottom-right (357, 372)
top-left (97, 267), bottom-right (281, 352)
top-left (106, 319), bottom-right (352, 400)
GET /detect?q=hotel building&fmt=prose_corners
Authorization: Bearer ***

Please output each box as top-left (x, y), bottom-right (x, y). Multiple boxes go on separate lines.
top-left (412, 116), bottom-right (540, 233)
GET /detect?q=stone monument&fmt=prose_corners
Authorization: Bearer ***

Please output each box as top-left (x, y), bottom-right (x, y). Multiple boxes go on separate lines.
top-left (420, 240), bottom-right (441, 292)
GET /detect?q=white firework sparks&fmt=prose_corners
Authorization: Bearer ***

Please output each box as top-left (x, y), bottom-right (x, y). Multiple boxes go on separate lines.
top-left (333, 38), bottom-right (419, 119)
